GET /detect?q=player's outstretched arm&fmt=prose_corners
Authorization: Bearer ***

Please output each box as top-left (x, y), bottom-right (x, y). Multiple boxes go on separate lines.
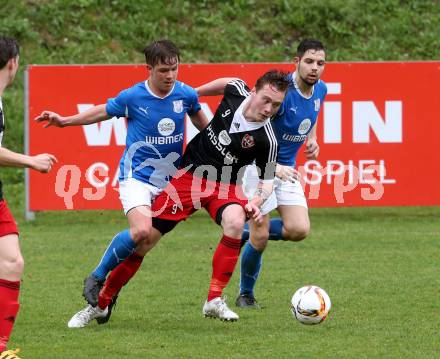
top-left (35, 104), bottom-right (110, 128)
top-left (0, 147), bottom-right (57, 173)
top-left (196, 77), bottom-right (239, 96)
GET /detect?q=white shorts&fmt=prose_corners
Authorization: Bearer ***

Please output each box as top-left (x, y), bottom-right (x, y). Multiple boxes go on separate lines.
top-left (119, 177), bottom-right (162, 215)
top-left (242, 165), bottom-right (308, 215)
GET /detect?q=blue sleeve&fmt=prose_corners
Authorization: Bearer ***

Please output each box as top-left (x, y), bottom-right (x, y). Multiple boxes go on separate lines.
top-left (186, 87), bottom-right (201, 116)
top-left (106, 88), bottom-right (130, 118)
top-left (321, 81), bottom-right (328, 100)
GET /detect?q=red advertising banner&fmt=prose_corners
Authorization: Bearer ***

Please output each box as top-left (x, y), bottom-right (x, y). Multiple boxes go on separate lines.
top-left (27, 62), bottom-right (440, 212)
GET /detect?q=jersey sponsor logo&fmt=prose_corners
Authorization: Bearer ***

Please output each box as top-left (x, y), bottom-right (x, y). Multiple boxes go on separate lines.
top-left (314, 99), bottom-right (321, 111)
top-left (298, 118), bottom-right (312, 135)
top-left (158, 118), bottom-right (176, 136)
top-left (219, 130), bottom-right (232, 146)
top-left (282, 133), bottom-right (307, 142)
top-left (145, 133), bottom-right (183, 145)
top-left (206, 125), bottom-right (239, 164)
top-left (241, 134), bottom-right (255, 148)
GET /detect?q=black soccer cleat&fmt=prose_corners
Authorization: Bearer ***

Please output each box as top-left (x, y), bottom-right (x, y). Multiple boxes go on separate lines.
top-left (96, 295), bottom-right (118, 325)
top-left (235, 293), bottom-right (261, 309)
top-left (82, 275), bottom-right (104, 307)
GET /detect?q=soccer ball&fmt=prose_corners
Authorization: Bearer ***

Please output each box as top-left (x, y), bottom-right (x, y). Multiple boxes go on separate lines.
top-left (290, 285), bottom-right (331, 325)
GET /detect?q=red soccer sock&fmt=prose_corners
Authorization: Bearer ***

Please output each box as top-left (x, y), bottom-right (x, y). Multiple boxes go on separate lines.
top-left (207, 235), bottom-right (241, 302)
top-left (98, 252), bottom-right (144, 309)
top-left (0, 279), bottom-right (20, 352)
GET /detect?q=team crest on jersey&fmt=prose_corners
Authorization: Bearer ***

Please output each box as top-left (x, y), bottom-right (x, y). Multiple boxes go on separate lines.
top-left (298, 118), bottom-right (312, 135)
top-left (241, 134), bottom-right (255, 148)
top-left (173, 100), bottom-right (183, 113)
top-left (314, 99), bottom-right (321, 111)
top-left (219, 130), bottom-right (232, 146)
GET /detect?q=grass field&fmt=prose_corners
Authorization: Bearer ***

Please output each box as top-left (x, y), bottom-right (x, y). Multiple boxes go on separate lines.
top-left (5, 185), bottom-right (439, 359)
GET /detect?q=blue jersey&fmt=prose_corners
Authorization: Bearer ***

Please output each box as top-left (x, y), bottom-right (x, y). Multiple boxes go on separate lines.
top-left (106, 80), bottom-right (201, 188)
top-left (272, 72), bottom-right (327, 166)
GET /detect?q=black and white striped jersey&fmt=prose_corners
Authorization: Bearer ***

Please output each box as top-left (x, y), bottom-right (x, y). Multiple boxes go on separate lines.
top-left (181, 79), bottom-right (278, 184)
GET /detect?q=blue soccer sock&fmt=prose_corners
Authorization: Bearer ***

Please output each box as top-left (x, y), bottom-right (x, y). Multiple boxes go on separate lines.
top-left (92, 229), bottom-right (136, 281)
top-left (241, 222), bottom-right (250, 242)
top-left (239, 241), bottom-right (263, 296)
top-left (268, 217), bottom-right (284, 241)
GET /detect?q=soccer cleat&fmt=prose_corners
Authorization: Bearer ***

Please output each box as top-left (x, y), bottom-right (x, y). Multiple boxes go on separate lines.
top-left (235, 293), bottom-right (261, 309)
top-left (203, 297), bottom-right (239, 321)
top-left (67, 304), bottom-right (108, 328)
top-left (96, 295), bottom-right (118, 325)
top-left (83, 275), bottom-right (104, 307)
top-left (0, 348), bottom-right (21, 359)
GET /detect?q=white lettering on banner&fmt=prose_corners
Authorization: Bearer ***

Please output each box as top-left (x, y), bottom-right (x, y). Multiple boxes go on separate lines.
top-left (78, 104), bottom-right (127, 146)
top-left (302, 159), bottom-right (396, 203)
top-left (302, 159), bottom-right (396, 186)
top-left (322, 84), bottom-right (403, 144)
top-left (353, 101), bottom-right (402, 143)
top-left (86, 162), bottom-right (109, 188)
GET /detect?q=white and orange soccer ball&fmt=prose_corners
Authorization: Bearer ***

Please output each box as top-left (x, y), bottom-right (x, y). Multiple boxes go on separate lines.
top-left (290, 285), bottom-right (331, 325)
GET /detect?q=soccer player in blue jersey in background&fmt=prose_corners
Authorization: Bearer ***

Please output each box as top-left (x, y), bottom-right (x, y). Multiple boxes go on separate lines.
top-left (35, 39), bottom-right (209, 326)
top-left (235, 39), bottom-right (327, 307)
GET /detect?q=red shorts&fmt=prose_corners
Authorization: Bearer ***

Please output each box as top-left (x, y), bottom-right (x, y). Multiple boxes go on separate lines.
top-left (152, 171), bottom-right (248, 224)
top-left (0, 200), bottom-right (19, 237)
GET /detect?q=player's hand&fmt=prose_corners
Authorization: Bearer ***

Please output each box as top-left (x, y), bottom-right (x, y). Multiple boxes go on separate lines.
top-left (276, 163), bottom-right (300, 182)
top-left (35, 111), bottom-right (67, 128)
top-left (304, 138), bottom-right (319, 160)
top-left (244, 202), bottom-right (263, 224)
top-left (30, 153), bottom-right (58, 173)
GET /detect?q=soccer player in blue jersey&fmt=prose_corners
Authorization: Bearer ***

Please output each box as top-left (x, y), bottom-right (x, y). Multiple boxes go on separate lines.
top-left (235, 39), bottom-right (327, 308)
top-left (35, 40), bottom-right (209, 327)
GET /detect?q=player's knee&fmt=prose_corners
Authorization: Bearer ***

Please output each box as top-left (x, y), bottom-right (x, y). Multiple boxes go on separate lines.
top-left (283, 222), bottom-right (310, 242)
top-left (0, 254), bottom-right (24, 280)
top-left (223, 213), bottom-right (246, 237)
top-left (250, 227), bottom-right (269, 250)
top-left (131, 226), bottom-right (151, 243)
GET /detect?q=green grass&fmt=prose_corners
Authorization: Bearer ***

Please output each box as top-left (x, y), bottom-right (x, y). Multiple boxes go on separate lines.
top-left (7, 199), bottom-right (440, 359)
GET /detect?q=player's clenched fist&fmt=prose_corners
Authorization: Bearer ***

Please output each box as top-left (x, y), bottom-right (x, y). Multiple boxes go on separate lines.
top-left (30, 153), bottom-right (58, 173)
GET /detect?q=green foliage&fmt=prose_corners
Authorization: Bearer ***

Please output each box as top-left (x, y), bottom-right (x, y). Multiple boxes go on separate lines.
top-left (1, 0), bottom-right (439, 183)
top-left (9, 206), bottom-right (440, 358)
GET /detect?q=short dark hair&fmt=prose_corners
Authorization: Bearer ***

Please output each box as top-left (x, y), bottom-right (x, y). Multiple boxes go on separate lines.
top-left (296, 39), bottom-right (325, 58)
top-left (0, 36), bottom-right (20, 69)
top-left (144, 39), bottom-right (180, 67)
top-left (255, 69), bottom-right (289, 93)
